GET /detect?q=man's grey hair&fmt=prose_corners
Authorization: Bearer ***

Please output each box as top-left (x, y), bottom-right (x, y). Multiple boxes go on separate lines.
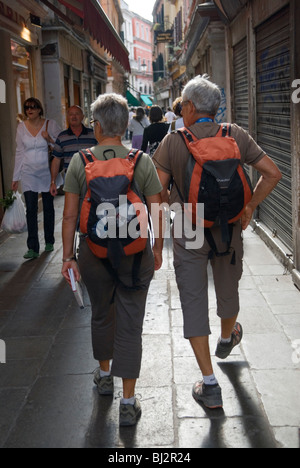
top-left (182, 74), bottom-right (221, 116)
top-left (91, 93), bottom-right (129, 137)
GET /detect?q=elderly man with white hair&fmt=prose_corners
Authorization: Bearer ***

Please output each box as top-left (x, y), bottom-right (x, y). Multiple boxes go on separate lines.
top-left (153, 75), bottom-right (282, 410)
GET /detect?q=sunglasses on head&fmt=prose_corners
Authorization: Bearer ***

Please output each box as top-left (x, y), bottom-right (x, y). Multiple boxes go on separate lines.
top-left (25, 104), bottom-right (39, 110)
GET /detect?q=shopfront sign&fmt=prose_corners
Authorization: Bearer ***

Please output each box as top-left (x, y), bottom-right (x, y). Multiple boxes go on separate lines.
top-left (156, 30), bottom-right (174, 43)
top-left (0, 2), bottom-right (26, 28)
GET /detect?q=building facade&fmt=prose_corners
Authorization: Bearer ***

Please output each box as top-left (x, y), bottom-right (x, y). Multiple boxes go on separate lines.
top-left (0, 0), bottom-right (130, 223)
top-left (211, 0), bottom-right (300, 288)
top-left (121, 1), bottom-right (154, 107)
top-left (151, 0), bottom-right (300, 287)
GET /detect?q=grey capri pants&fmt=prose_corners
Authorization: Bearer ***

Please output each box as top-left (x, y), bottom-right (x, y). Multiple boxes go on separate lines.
top-left (173, 222), bottom-right (244, 338)
top-left (78, 239), bottom-right (155, 379)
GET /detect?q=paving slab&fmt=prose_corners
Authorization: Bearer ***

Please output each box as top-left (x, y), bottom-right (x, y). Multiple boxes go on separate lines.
top-left (0, 196), bottom-right (299, 448)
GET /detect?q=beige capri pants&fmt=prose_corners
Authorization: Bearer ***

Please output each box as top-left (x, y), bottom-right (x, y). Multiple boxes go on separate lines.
top-left (78, 239), bottom-right (154, 380)
top-left (173, 222), bottom-right (244, 338)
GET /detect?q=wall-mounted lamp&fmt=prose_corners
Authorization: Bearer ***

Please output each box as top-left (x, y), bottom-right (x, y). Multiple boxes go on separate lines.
top-left (141, 60), bottom-right (147, 74)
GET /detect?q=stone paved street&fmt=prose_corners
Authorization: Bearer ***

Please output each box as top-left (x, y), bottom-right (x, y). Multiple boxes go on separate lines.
top-left (0, 195), bottom-right (299, 448)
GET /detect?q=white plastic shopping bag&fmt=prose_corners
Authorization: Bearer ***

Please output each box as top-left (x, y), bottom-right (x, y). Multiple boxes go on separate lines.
top-left (55, 171), bottom-right (65, 189)
top-left (0, 192), bottom-right (27, 234)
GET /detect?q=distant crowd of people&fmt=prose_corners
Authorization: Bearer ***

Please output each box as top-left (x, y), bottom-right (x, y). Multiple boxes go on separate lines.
top-left (127, 100), bottom-right (184, 157)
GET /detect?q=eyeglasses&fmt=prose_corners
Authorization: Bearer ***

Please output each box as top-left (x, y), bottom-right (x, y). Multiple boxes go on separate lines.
top-left (90, 119), bottom-right (98, 128)
top-left (24, 104), bottom-right (39, 110)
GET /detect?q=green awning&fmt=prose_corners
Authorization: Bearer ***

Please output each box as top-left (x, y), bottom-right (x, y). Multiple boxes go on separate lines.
top-left (140, 95), bottom-right (153, 106)
top-left (126, 90), bottom-right (140, 107)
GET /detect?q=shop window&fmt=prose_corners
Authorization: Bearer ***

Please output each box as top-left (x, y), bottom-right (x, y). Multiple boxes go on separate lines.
top-left (11, 40), bottom-right (33, 119)
top-left (73, 68), bottom-right (81, 106)
top-left (64, 64), bottom-right (70, 110)
top-left (94, 82), bottom-right (102, 100)
top-left (83, 89), bottom-right (91, 126)
top-left (73, 83), bottom-right (81, 106)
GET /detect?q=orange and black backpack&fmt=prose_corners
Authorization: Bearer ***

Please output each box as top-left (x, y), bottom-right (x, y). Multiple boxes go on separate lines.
top-left (177, 124), bottom-right (253, 261)
top-left (79, 148), bottom-right (149, 280)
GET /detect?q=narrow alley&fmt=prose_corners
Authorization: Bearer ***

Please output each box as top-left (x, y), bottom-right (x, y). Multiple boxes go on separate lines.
top-left (0, 195), bottom-right (299, 449)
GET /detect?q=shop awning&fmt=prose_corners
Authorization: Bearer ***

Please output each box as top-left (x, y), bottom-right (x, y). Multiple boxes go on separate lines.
top-left (57, 0), bottom-right (84, 18)
top-left (126, 91), bottom-right (141, 107)
top-left (140, 95), bottom-right (153, 107)
top-left (43, 0), bottom-right (131, 72)
top-left (212, 0), bottom-right (248, 22)
top-left (83, 0), bottom-right (131, 72)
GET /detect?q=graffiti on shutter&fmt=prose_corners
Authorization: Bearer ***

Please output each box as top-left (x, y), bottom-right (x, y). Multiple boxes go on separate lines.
top-left (256, 6), bottom-right (292, 250)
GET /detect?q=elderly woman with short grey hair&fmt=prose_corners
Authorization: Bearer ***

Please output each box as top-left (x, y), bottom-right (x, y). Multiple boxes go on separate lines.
top-left (61, 93), bottom-right (163, 427)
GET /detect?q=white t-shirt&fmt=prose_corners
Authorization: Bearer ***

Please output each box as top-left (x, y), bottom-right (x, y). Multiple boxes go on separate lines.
top-left (165, 111), bottom-right (176, 123)
top-left (13, 119), bottom-right (61, 193)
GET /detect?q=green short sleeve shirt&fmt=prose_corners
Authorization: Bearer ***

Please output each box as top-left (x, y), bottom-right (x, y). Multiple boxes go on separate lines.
top-left (64, 144), bottom-right (162, 199)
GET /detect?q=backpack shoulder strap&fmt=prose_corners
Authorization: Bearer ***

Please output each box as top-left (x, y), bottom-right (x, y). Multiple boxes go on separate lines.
top-left (216, 123), bottom-right (232, 137)
top-left (127, 149), bottom-right (143, 169)
top-left (177, 127), bottom-right (196, 144)
top-left (79, 148), bottom-right (96, 166)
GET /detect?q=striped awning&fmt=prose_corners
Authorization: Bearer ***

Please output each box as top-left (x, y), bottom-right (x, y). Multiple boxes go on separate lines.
top-left (53, 0), bottom-right (130, 72)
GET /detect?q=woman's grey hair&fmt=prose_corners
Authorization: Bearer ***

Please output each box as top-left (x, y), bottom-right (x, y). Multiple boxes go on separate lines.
top-left (91, 93), bottom-right (129, 137)
top-left (182, 74), bottom-right (221, 116)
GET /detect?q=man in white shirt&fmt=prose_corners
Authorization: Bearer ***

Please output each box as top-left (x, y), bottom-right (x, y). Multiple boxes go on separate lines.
top-left (165, 107), bottom-right (176, 123)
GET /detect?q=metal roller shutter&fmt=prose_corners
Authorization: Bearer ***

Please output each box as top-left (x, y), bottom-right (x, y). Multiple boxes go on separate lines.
top-left (233, 38), bottom-right (249, 131)
top-left (256, 7), bottom-right (292, 249)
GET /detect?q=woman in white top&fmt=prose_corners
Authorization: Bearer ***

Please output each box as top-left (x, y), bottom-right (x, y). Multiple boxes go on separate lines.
top-left (128, 107), bottom-right (150, 150)
top-left (12, 98), bottom-right (61, 259)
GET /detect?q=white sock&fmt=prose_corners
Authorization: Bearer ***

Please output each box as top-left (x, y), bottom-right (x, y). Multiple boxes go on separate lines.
top-left (220, 336), bottom-right (232, 344)
top-left (121, 396), bottom-right (136, 405)
top-left (99, 368), bottom-right (111, 378)
top-left (203, 374), bottom-right (218, 386)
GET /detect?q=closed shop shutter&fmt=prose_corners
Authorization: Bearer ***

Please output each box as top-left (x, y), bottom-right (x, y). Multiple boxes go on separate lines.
top-left (233, 38), bottom-right (249, 131)
top-left (256, 7), bottom-right (292, 249)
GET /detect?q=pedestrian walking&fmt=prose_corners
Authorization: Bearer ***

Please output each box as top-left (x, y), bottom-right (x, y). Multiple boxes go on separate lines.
top-left (128, 107), bottom-right (150, 150)
top-left (141, 105), bottom-right (169, 157)
top-left (168, 97), bottom-right (184, 132)
top-left (12, 97), bottom-right (61, 259)
top-left (126, 107), bottom-right (135, 141)
top-left (50, 105), bottom-right (97, 197)
top-left (153, 75), bottom-right (282, 410)
top-left (164, 106), bottom-right (176, 124)
top-left (62, 93), bottom-right (163, 427)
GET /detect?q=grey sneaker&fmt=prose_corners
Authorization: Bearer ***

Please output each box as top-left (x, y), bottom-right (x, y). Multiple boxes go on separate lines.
top-left (119, 399), bottom-right (142, 427)
top-left (215, 322), bottom-right (243, 360)
top-left (93, 368), bottom-right (114, 396)
top-left (192, 381), bottom-right (223, 409)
